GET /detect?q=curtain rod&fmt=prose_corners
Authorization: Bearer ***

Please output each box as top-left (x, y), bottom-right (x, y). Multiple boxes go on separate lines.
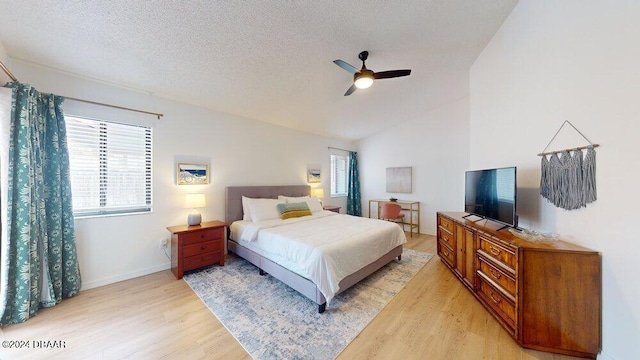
top-left (0, 60), bottom-right (18, 82)
top-left (537, 144), bottom-right (599, 157)
top-left (328, 146), bottom-right (353, 153)
top-left (64, 97), bottom-right (163, 119)
top-left (0, 59), bottom-right (163, 120)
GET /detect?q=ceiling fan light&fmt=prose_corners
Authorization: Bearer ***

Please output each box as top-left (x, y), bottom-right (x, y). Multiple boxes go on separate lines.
top-left (354, 74), bottom-right (374, 89)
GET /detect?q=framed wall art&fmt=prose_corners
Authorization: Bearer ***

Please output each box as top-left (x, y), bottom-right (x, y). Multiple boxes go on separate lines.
top-left (177, 162), bottom-right (209, 185)
top-left (386, 166), bottom-right (412, 193)
top-left (307, 169), bottom-right (321, 183)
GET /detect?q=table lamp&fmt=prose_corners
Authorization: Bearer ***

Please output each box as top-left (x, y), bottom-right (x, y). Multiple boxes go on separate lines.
top-left (311, 188), bottom-right (324, 204)
top-left (184, 193), bottom-right (206, 226)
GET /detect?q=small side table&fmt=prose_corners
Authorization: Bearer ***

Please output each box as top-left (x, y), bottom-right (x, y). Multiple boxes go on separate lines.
top-left (167, 220), bottom-right (227, 279)
top-left (323, 205), bottom-right (341, 213)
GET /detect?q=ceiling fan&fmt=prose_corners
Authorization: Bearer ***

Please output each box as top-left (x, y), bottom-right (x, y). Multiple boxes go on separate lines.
top-left (333, 51), bottom-right (411, 96)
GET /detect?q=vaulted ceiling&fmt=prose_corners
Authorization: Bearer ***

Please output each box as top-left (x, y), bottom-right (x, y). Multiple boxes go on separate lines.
top-left (0, 1), bottom-right (518, 141)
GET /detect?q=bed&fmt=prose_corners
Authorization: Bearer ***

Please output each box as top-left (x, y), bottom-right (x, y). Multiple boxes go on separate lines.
top-left (225, 185), bottom-right (407, 313)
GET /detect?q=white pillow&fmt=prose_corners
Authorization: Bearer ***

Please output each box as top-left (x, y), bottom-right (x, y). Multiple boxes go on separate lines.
top-left (278, 195), bottom-right (309, 203)
top-left (247, 198), bottom-right (282, 222)
top-left (243, 196), bottom-right (280, 221)
top-left (302, 197), bottom-right (324, 213)
top-left (241, 196), bottom-right (254, 221)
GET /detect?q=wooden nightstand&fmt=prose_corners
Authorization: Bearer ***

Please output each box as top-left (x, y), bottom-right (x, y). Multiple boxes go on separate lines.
top-left (167, 220), bottom-right (227, 279)
top-left (323, 205), bottom-right (341, 213)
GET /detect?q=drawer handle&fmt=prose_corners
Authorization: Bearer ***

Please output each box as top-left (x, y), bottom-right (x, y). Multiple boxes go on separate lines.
top-left (489, 292), bottom-right (502, 304)
top-left (201, 245), bottom-right (206, 250)
top-left (489, 245), bottom-right (501, 256)
top-left (489, 269), bottom-right (502, 279)
top-left (442, 250), bottom-right (449, 257)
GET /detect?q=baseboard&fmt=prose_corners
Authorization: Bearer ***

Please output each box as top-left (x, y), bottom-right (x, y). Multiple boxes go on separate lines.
top-left (80, 263), bottom-right (171, 290)
top-left (598, 351), bottom-right (615, 360)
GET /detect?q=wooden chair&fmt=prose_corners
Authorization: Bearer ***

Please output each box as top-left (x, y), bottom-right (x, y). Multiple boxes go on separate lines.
top-left (380, 202), bottom-right (408, 236)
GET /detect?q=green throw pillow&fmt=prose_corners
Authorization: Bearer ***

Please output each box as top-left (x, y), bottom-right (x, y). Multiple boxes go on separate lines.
top-left (276, 202), bottom-right (312, 220)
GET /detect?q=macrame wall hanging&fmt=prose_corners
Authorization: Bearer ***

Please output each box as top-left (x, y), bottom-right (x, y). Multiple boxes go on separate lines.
top-left (538, 120), bottom-right (599, 210)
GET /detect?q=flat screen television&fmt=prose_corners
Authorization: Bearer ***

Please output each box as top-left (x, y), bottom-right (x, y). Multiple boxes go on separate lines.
top-left (464, 166), bottom-right (517, 228)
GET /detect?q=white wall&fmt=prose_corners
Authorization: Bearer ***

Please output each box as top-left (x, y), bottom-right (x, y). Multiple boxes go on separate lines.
top-left (0, 43), bottom-right (6, 62)
top-left (8, 59), bottom-right (353, 290)
top-left (470, 1), bottom-right (640, 359)
top-left (357, 97), bottom-right (470, 235)
top-left (0, 40), bottom-right (10, 84)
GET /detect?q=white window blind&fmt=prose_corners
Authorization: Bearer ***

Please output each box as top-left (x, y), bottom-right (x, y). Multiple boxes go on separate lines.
top-left (330, 154), bottom-right (348, 197)
top-left (66, 116), bottom-right (152, 217)
top-left (496, 168), bottom-right (515, 202)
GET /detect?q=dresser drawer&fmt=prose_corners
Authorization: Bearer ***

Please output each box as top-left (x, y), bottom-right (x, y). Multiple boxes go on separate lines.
top-left (438, 227), bottom-right (455, 249)
top-left (183, 240), bottom-right (223, 258)
top-left (183, 250), bottom-right (222, 272)
top-left (438, 215), bottom-right (454, 233)
top-left (478, 234), bottom-right (516, 270)
top-left (182, 227), bottom-right (223, 246)
top-left (438, 241), bottom-right (456, 267)
top-left (478, 277), bottom-right (516, 330)
top-left (478, 257), bottom-right (516, 297)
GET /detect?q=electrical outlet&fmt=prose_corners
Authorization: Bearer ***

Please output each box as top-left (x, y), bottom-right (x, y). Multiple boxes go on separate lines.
top-left (159, 238), bottom-right (168, 249)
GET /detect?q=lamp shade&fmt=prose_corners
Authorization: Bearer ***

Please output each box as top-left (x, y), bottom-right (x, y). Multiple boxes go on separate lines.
top-left (310, 188), bottom-right (325, 199)
top-left (354, 71), bottom-right (374, 89)
top-left (184, 193), bottom-right (206, 209)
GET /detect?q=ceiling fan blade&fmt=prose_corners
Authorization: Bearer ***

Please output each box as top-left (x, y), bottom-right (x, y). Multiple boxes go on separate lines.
top-left (373, 69), bottom-right (412, 79)
top-left (334, 60), bottom-right (359, 74)
top-left (344, 84), bottom-right (357, 96)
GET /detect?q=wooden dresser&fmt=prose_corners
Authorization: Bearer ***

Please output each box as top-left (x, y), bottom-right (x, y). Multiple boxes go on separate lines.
top-left (167, 220), bottom-right (227, 280)
top-left (437, 212), bottom-right (601, 359)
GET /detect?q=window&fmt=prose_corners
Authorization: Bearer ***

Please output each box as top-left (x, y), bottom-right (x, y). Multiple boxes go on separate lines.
top-left (496, 167), bottom-right (515, 202)
top-left (66, 116), bottom-right (152, 217)
top-left (330, 154), bottom-right (348, 197)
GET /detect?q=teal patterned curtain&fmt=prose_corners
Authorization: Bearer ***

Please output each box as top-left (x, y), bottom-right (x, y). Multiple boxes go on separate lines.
top-left (346, 151), bottom-right (361, 216)
top-left (0, 82), bottom-right (81, 325)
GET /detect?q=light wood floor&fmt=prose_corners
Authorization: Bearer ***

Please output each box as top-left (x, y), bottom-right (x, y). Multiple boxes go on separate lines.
top-left (0, 234), bottom-right (584, 360)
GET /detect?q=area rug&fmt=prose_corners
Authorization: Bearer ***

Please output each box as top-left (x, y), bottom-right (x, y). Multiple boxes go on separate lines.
top-left (184, 248), bottom-right (433, 360)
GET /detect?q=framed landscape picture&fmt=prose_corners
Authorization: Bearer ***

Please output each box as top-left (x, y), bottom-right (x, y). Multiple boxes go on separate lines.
top-left (177, 162), bottom-right (209, 185)
top-left (307, 169), bottom-right (321, 183)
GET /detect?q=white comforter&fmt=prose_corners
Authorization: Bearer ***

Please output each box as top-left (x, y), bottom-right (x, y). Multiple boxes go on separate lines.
top-left (237, 211), bottom-right (407, 303)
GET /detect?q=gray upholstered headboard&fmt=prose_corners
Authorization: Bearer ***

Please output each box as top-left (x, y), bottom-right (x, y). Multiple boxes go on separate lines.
top-left (225, 185), bottom-right (310, 224)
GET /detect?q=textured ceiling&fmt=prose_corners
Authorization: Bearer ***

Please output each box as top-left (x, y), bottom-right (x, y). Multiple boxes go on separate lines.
top-left (0, 1), bottom-right (518, 141)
